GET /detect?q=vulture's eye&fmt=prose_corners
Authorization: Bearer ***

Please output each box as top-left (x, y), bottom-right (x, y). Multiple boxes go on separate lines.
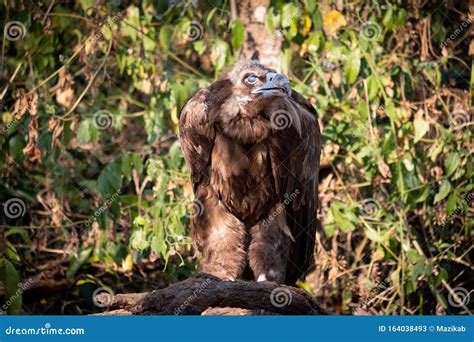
top-left (245, 75), bottom-right (258, 85)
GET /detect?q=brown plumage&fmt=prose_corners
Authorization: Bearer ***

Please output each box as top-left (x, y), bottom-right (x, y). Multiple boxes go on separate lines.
top-left (179, 60), bottom-right (321, 285)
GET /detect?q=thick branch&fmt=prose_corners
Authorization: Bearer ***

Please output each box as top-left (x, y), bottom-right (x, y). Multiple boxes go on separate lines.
top-left (96, 273), bottom-right (325, 315)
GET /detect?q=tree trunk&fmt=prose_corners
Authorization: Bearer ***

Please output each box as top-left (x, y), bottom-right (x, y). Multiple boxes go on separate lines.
top-left (234, 0), bottom-right (282, 71)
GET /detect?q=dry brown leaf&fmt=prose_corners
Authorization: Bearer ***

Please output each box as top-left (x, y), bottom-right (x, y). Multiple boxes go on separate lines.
top-left (55, 69), bottom-right (75, 108)
top-left (23, 116), bottom-right (41, 162)
top-left (377, 159), bottom-right (392, 179)
top-left (12, 89), bottom-right (38, 119)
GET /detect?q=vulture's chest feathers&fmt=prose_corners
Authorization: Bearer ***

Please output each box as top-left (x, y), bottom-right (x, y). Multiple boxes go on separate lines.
top-left (210, 133), bottom-right (276, 224)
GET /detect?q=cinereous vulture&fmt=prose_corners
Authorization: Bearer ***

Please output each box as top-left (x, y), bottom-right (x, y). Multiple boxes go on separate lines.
top-left (179, 60), bottom-right (321, 285)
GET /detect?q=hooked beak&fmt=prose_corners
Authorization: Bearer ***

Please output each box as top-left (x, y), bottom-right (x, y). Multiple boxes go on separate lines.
top-left (251, 72), bottom-right (292, 97)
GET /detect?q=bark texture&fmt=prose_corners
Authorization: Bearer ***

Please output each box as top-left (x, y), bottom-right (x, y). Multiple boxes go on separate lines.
top-left (95, 273), bottom-right (325, 315)
top-left (235, 0), bottom-right (282, 71)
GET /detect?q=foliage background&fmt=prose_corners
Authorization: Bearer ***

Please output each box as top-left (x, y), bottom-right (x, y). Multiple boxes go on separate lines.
top-left (0, 0), bottom-right (472, 315)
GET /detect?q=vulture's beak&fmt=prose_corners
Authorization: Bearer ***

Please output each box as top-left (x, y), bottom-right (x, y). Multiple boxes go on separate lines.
top-left (252, 72), bottom-right (292, 97)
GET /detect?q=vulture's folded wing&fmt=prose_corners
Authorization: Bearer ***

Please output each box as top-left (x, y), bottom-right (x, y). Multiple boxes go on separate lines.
top-left (268, 90), bottom-right (321, 284)
top-left (179, 89), bottom-right (215, 192)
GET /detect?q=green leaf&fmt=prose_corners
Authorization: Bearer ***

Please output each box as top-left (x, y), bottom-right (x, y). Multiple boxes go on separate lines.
top-left (211, 40), bottom-right (229, 72)
top-left (9, 134), bottom-right (25, 162)
top-left (331, 202), bottom-right (356, 232)
top-left (159, 24), bottom-right (174, 50)
top-left (414, 185), bottom-right (430, 203)
top-left (367, 74), bottom-right (379, 100)
top-left (231, 19), bottom-right (244, 50)
top-left (384, 100), bottom-right (400, 125)
top-left (98, 162), bottom-right (122, 199)
top-left (0, 259), bottom-right (21, 314)
top-left (281, 3), bottom-right (300, 28)
top-left (445, 152), bottom-right (461, 178)
top-left (344, 49), bottom-right (361, 84)
top-left (364, 226), bottom-right (383, 242)
top-left (77, 120), bottom-right (91, 145)
top-left (434, 180), bottom-right (452, 204)
top-left (446, 191), bottom-right (458, 214)
top-left (132, 153), bottom-right (143, 174)
top-left (193, 41), bottom-right (206, 55)
top-left (382, 6), bottom-right (394, 30)
top-left (121, 154), bottom-right (132, 181)
top-left (131, 228), bottom-right (149, 250)
top-left (66, 248), bottom-right (92, 281)
top-left (393, 10), bottom-right (408, 28)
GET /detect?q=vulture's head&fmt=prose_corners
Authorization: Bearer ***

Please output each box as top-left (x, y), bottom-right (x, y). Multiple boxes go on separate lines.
top-left (211, 60), bottom-right (293, 144)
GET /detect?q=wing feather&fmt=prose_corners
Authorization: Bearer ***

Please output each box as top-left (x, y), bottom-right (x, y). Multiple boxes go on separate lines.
top-left (268, 90), bottom-right (321, 284)
top-left (179, 89), bottom-right (215, 191)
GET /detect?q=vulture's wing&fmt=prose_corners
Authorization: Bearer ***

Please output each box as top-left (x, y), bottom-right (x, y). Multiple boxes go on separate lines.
top-left (269, 90), bottom-right (321, 284)
top-left (179, 89), bottom-right (215, 192)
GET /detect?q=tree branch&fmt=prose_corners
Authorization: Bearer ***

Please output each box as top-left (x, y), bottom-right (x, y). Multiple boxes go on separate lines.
top-left (95, 273), bottom-right (326, 315)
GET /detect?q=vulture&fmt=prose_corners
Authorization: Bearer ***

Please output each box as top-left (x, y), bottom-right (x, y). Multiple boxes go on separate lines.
top-left (179, 60), bottom-right (321, 285)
